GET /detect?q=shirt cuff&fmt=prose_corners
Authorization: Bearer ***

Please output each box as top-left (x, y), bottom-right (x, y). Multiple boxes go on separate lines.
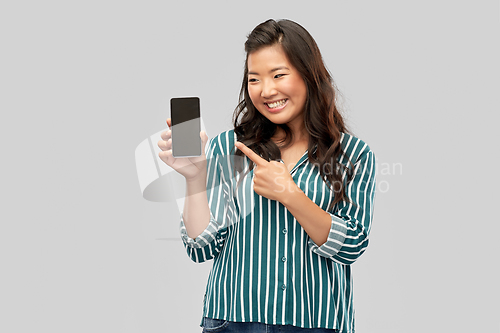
top-left (308, 214), bottom-right (348, 258)
top-left (180, 212), bottom-right (222, 249)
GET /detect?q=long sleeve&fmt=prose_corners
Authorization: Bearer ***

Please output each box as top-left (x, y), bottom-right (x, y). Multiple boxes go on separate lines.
top-left (180, 136), bottom-right (230, 263)
top-left (308, 144), bottom-right (376, 265)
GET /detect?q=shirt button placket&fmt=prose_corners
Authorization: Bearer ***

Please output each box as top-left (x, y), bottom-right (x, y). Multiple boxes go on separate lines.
top-left (281, 229), bottom-right (288, 298)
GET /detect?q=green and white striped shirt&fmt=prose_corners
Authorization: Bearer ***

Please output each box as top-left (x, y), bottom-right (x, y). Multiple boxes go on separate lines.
top-left (180, 129), bottom-right (376, 332)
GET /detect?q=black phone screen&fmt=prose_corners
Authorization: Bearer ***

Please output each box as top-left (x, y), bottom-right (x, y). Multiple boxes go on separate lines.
top-left (170, 97), bottom-right (201, 157)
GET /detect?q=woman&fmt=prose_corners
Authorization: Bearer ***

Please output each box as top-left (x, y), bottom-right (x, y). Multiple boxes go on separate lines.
top-left (158, 19), bottom-right (376, 333)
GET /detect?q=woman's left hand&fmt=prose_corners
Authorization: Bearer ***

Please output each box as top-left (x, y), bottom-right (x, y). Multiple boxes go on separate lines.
top-left (235, 141), bottom-right (300, 203)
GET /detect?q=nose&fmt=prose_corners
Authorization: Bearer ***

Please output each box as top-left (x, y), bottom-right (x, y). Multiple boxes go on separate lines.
top-left (261, 79), bottom-right (277, 98)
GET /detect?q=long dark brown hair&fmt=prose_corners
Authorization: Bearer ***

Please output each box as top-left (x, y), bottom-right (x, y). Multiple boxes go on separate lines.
top-left (233, 19), bottom-right (353, 207)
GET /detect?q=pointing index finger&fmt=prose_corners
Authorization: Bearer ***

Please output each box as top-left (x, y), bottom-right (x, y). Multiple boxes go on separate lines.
top-left (235, 141), bottom-right (267, 166)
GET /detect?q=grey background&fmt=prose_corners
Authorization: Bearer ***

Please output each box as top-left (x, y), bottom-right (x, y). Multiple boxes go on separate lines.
top-left (1, 1), bottom-right (499, 332)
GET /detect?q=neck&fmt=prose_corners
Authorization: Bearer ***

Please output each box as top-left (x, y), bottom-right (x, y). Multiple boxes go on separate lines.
top-left (274, 124), bottom-right (309, 144)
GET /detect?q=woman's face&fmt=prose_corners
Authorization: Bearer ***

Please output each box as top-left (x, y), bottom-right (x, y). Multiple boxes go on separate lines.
top-left (247, 45), bottom-right (307, 132)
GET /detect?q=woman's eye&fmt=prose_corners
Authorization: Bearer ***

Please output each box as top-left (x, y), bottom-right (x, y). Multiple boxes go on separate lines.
top-left (248, 78), bottom-right (258, 83)
top-left (274, 74), bottom-right (285, 79)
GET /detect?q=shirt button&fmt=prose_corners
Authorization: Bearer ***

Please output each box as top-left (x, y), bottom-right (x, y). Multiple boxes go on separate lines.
top-left (282, 284), bottom-right (286, 290)
top-left (281, 256), bottom-right (287, 262)
top-left (282, 229), bottom-right (287, 234)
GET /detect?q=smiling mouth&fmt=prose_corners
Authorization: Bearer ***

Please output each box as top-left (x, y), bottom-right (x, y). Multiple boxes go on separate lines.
top-left (265, 99), bottom-right (288, 109)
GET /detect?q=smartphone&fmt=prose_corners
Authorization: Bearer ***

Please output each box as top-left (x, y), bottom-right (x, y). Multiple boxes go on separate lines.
top-left (170, 97), bottom-right (202, 158)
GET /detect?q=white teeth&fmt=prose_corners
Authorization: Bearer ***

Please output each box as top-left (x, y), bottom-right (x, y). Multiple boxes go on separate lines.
top-left (266, 99), bottom-right (287, 109)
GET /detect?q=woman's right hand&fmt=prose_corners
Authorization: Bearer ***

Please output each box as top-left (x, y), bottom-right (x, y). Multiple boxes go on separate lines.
top-left (158, 118), bottom-right (209, 181)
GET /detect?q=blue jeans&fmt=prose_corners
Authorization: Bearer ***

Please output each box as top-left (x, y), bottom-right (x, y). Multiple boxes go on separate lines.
top-left (202, 317), bottom-right (338, 333)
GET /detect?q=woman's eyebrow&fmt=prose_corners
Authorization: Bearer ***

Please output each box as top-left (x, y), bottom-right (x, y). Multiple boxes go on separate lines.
top-left (248, 66), bottom-right (290, 75)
